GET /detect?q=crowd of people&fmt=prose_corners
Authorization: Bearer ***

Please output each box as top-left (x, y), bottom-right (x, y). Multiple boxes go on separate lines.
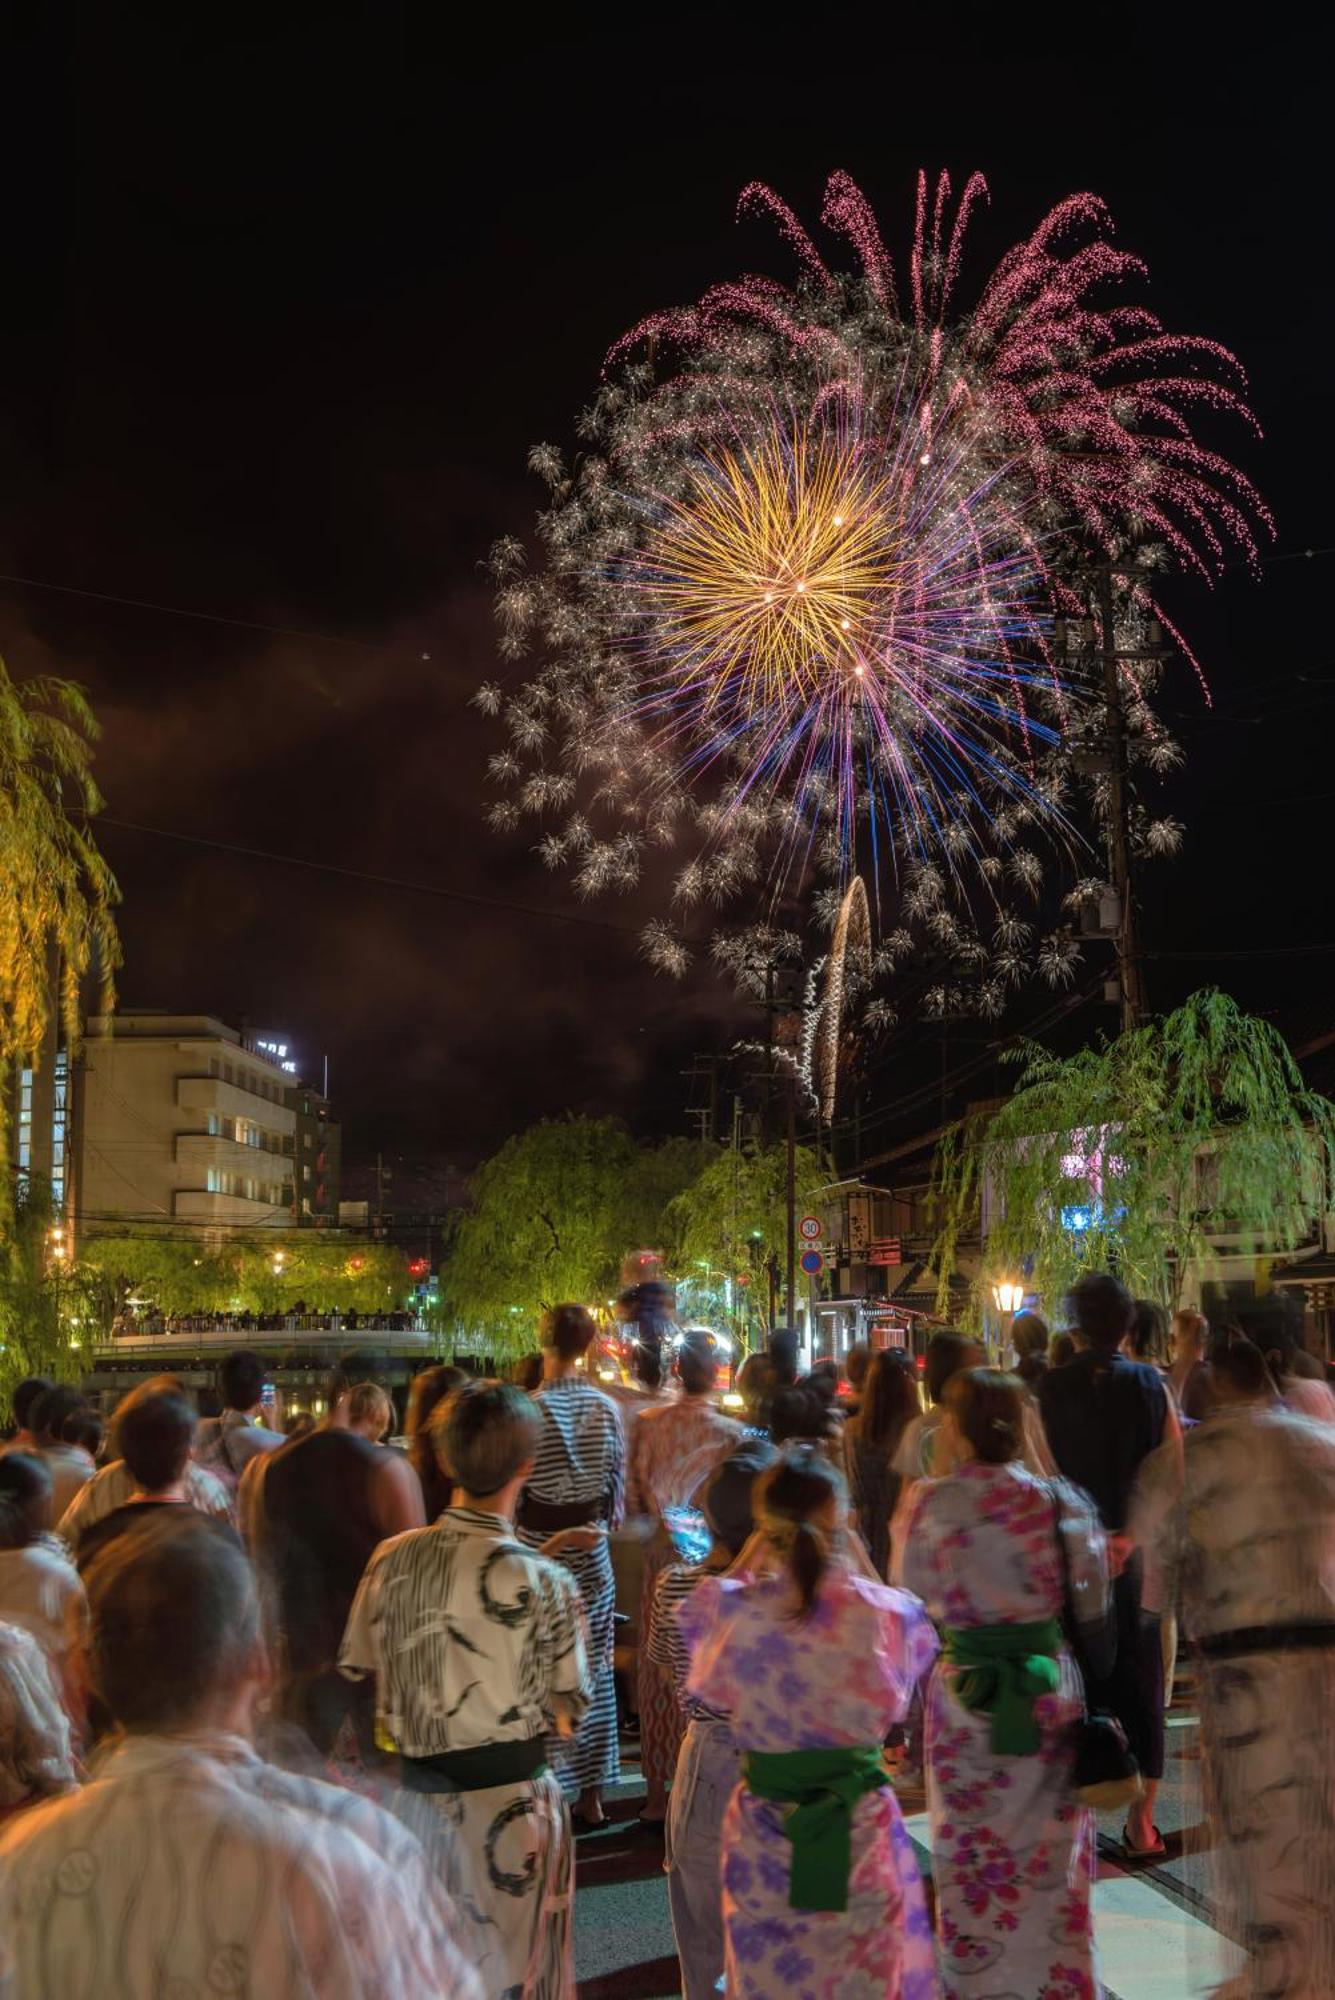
top-left (0, 1273), bottom-right (1331, 1998)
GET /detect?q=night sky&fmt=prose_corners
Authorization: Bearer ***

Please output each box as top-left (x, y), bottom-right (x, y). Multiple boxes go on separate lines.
top-left (3, 12), bottom-right (1331, 1190)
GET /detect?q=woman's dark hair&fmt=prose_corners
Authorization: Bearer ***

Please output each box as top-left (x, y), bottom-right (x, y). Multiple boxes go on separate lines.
top-left (946, 1368), bottom-right (1026, 1465)
top-left (541, 1303), bottom-right (596, 1361)
top-left (630, 1338), bottom-right (663, 1390)
top-left (844, 1343), bottom-right (871, 1393)
top-left (677, 1330), bottom-right (719, 1397)
top-left (755, 1447), bottom-right (844, 1617)
top-left (1211, 1337), bottom-right (1277, 1402)
top-left (1011, 1312), bottom-right (1049, 1362)
top-left (0, 1452), bottom-right (54, 1549)
top-left (9, 1378), bottom-right (53, 1435)
top-left (219, 1350), bottom-right (268, 1413)
top-left (736, 1353), bottom-right (775, 1424)
top-left (512, 1352), bottom-right (544, 1392)
top-left (1129, 1299), bottom-right (1168, 1363)
top-left (853, 1349), bottom-right (920, 1452)
top-left (1050, 1332), bottom-right (1077, 1369)
top-left (925, 1330), bottom-right (981, 1406)
top-left (769, 1383), bottom-right (834, 1447)
top-left (407, 1364), bottom-right (468, 1518)
top-left (63, 1410), bottom-right (105, 1458)
top-left (30, 1383), bottom-right (87, 1449)
top-left (1070, 1272), bottom-right (1134, 1351)
top-left (119, 1385), bottom-right (196, 1493)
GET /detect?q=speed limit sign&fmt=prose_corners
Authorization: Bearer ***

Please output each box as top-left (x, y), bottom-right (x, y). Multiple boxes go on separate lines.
top-left (799, 1215), bottom-right (822, 1242)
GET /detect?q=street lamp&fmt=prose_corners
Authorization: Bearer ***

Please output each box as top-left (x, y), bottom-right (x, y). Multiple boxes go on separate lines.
top-left (992, 1279), bottom-right (1025, 1365)
top-left (47, 1222), bottom-right (68, 1348)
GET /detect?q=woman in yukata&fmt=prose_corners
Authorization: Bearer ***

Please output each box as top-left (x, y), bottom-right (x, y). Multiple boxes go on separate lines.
top-left (680, 1444), bottom-right (939, 2000)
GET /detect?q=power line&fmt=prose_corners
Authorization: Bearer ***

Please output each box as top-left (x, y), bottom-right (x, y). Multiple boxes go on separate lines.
top-left (1147, 941), bottom-right (1335, 962)
top-left (0, 571), bottom-right (400, 654)
top-left (93, 816), bottom-right (646, 939)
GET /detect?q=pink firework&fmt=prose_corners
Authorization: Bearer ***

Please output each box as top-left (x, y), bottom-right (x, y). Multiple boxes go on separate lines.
top-left (610, 170), bottom-right (1273, 689)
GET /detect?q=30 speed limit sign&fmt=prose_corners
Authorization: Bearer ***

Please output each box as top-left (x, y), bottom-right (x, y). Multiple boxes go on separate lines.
top-left (798, 1215), bottom-right (822, 1243)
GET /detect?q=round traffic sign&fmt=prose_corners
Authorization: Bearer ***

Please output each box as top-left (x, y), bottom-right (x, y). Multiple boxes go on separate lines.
top-left (799, 1248), bottom-right (824, 1276)
top-left (798, 1215), bottom-right (822, 1242)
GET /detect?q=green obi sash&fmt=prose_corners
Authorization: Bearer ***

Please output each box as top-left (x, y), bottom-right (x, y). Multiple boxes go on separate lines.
top-left (742, 1745), bottom-right (888, 1912)
top-left (941, 1617), bottom-right (1062, 1756)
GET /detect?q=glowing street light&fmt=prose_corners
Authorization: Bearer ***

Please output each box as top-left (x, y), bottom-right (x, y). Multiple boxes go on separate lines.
top-left (992, 1280), bottom-right (1025, 1317)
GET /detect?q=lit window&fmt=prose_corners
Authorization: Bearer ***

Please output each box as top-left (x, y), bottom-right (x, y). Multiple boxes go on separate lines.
top-left (207, 1111), bottom-right (221, 1137)
top-left (16, 1066), bottom-right (33, 1172)
top-left (51, 1052), bottom-right (68, 1210)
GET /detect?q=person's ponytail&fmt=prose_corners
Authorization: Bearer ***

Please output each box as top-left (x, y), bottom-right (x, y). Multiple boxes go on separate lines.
top-left (755, 1444), bottom-right (844, 1621)
top-left (789, 1517), bottom-right (826, 1616)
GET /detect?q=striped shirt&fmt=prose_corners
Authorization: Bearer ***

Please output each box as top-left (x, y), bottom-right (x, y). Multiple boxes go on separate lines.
top-left (339, 1506), bottom-right (591, 1757)
top-left (648, 1558), bottom-right (731, 1721)
top-left (522, 1378), bottom-right (626, 1524)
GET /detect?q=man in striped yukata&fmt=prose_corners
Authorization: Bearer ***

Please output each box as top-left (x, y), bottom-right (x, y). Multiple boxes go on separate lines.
top-left (341, 1381), bottom-right (593, 2000)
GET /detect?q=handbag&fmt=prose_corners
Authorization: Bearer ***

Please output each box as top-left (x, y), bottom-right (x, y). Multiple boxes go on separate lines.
top-left (1049, 1484), bottom-right (1142, 1811)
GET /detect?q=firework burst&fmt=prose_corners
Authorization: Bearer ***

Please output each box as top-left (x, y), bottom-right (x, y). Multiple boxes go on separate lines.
top-left (482, 169), bottom-right (1268, 1067)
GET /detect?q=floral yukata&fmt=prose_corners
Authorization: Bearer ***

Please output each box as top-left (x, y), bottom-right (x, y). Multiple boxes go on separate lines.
top-left (680, 1564), bottom-right (939, 2000)
top-left (901, 1462), bottom-right (1107, 2000)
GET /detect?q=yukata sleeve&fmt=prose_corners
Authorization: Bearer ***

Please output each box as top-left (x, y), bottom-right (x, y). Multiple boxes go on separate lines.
top-left (894, 1480), bottom-right (938, 1598)
top-left (680, 1574), bottom-right (740, 1714)
top-left (546, 1565), bottom-right (593, 1730)
top-left (1129, 1438), bottom-right (1185, 1619)
top-left (606, 1402), bottom-right (628, 1529)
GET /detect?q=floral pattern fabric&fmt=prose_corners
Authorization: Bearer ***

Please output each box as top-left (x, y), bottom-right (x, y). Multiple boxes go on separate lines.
top-left (901, 1462), bottom-right (1105, 2000)
top-left (680, 1564), bottom-right (940, 1999)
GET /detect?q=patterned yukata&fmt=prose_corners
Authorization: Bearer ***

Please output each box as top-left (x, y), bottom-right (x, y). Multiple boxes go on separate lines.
top-left (518, 1377), bottom-right (625, 1793)
top-left (1135, 1402), bottom-right (1335, 1999)
top-left (651, 1556), bottom-right (739, 1999)
top-left (57, 1457), bottom-right (232, 1546)
top-left (0, 1731), bottom-right (480, 1996)
top-left (680, 1564), bottom-right (939, 2000)
top-left (629, 1396), bottom-right (743, 1790)
top-left (341, 1505), bottom-right (592, 1999)
top-left (901, 1463), bottom-right (1106, 2000)
top-left (0, 1621), bottom-right (76, 1818)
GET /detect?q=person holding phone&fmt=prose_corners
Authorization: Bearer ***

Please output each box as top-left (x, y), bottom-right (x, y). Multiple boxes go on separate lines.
top-left (194, 1351), bottom-right (286, 1501)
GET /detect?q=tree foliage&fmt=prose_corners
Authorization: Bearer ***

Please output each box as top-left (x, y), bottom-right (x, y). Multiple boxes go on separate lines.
top-left (441, 1119), bottom-right (725, 1357)
top-left (0, 662), bottom-right (120, 1217)
top-left (933, 988), bottom-right (1335, 1315)
top-left (76, 1231), bottom-right (414, 1322)
top-left (0, 1182), bottom-right (68, 1408)
top-left (664, 1139), bottom-right (822, 1331)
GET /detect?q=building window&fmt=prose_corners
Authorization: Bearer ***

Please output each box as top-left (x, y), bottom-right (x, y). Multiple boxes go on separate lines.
top-left (209, 1057), bottom-right (221, 1078)
top-left (223, 1062), bottom-right (234, 1085)
top-left (16, 1067), bottom-right (33, 1172)
top-left (50, 1051), bottom-right (68, 1211)
top-left (207, 1111), bottom-right (221, 1137)
top-left (206, 1166), bottom-right (221, 1193)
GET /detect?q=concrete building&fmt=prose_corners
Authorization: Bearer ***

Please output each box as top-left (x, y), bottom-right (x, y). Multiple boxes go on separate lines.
top-left (76, 1013), bottom-right (301, 1235)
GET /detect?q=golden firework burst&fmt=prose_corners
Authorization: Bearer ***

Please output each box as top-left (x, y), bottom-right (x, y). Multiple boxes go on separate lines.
top-left (637, 423), bottom-right (902, 717)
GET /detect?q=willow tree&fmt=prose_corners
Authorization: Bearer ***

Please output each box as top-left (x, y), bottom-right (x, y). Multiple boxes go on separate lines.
top-left (0, 662), bottom-right (119, 1403)
top-left (0, 661), bottom-right (120, 1184)
top-left (933, 989), bottom-right (1335, 1316)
